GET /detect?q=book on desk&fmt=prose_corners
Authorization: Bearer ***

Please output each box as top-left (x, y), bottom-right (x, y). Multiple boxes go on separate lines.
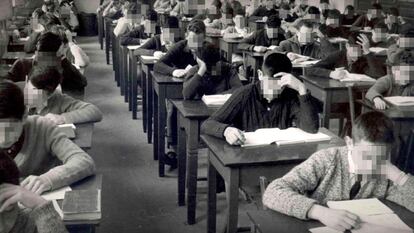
top-left (202, 94), bottom-right (232, 106)
top-left (384, 96), bottom-right (414, 107)
top-left (62, 189), bottom-right (101, 221)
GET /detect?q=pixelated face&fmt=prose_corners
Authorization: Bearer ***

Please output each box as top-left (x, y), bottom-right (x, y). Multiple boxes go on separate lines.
top-left (186, 31), bottom-right (204, 50)
top-left (261, 77), bottom-right (283, 100)
top-left (222, 13), bottom-right (234, 27)
top-left (391, 65), bottom-right (414, 85)
top-left (265, 0), bottom-right (274, 9)
top-left (350, 143), bottom-right (389, 178)
top-left (207, 5), bottom-right (218, 15)
top-left (126, 14), bottom-right (142, 24)
top-left (319, 3), bottom-right (329, 11)
top-left (367, 9), bottom-right (381, 20)
top-left (144, 20), bottom-right (157, 34)
top-left (387, 14), bottom-right (398, 24)
top-left (304, 13), bottom-right (320, 22)
top-left (326, 17), bottom-right (339, 26)
top-left (35, 52), bottom-right (60, 67)
top-left (233, 15), bottom-right (246, 28)
top-left (209, 64), bottom-right (222, 76)
top-left (0, 119), bottom-right (24, 148)
top-left (346, 44), bottom-right (362, 60)
top-left (398, 37), bottom-right (414, 49)
top-left (266, 27), bottom-right (279, 39)
top-left (161, 28), bottom-right (179, 44)
top-left (183, 0), bottom-right (205, 15)
top-left (279, 9), bottom-right (289, 19)
top-left (24, 81), bottom-right (49, 110)
top-left (372, 28), bottom-right (387, 42)
top-left (297, 26), bottom-right (314, 44)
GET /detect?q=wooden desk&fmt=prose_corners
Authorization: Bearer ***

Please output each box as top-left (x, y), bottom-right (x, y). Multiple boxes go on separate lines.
top-left (171, 100), bottom-right (218, 224)
top-left (64, 174), bottom-right (103, 233)
top-left (104, 19), bottom-right (115, 65)
top-left (98, 12), bottom-right (104, 50)
top-left (127, 46), bottom-right (141, 120)
top-left (139, 56), bottom-right (157, 144)
top-left (113, 31), bottom-right (121, 90)
top-left (301, 75), bottom-right (374, 129)
top-left (219, 38), bottom-right (242, 62)
top-left (203, 128), bottom-right (346, 233)
top-left (243, 51), bottom-right (265, 81)
top-left (119, 43), bottom-right (129, 103)
top-left (152, 71), bottom-right (184, 177)
top-left (72, 123), bottom-right (94, 150)
top-left (247, 200), bottom-right (414, 233)
top-left (206, 33), bottom-right (223, 48)
top-left (1, 51), bottom-right (34, 65)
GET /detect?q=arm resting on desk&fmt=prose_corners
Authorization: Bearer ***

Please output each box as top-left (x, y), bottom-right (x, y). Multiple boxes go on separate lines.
top-left (364, 53), bottom-right (387, 79)
top-left (25, 31), bottom-right (41, 53)
top-left (120, 27), bottom-right (146, 46)
top-left (134, 36), bottom-right (159, 56)
top-left (305, 52), bottom-right (340, 78)
top-left (238, 31), bottom-right (259, 51)
top-left (57, 93), bottom-right (103, 124)
top-left (365, 76), bottom-right (392, 102)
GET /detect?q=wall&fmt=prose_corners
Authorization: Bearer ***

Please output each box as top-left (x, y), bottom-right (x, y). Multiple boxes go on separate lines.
top-left (74, 0), bottom-right (100, 13)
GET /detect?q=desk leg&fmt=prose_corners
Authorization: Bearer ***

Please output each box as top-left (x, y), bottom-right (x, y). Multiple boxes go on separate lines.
top-left (131, 55), bottom-right (138, 120)
top-left (186, 119), bottom-right (199, 225)
top-left (140, 66), bottom-right (146, 128)
top-left (147, 71), bottom-right (153, 144)
top-left (157, 88), bottom-right (166, 177)
top-left (226, 169), bottom-right (240, 233)
top-left (207, 152), bottom-right (217, 233)
top-left (177, 114), bottom-right (187, 206)
top-left (153, 88), bottom-right (159, 161)
top-left (322, 92), bottom-right (332, 129)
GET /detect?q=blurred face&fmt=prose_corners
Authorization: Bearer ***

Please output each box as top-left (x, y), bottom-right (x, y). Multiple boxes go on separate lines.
top-left (126, 14), bottom-right (142, 25)
top-left (233, 15), bottom-right (246, 28)
top-left (266, 26), bottom-right (279, 39)
top-left (326, 17), bottom-right (339, 27)
top-left (258, 70), bottom-right (283, 100)
top-left (24, 81), bottom-right (50, 111)
top-left (207, 5), bottom-right (218, 15)
top-left (391, 65), bottom-right (414, 85)
top-left (297, 26), bottom-right (313, 44)
top-left (387, 14), bottom-right (398, 24)
top-left (186, 31), bottom-right (205, 50)
top-left (372, 27), bottom-right (387, 42)
top-left (303, 13), bottom-right (320, 22)
top-left (0, 119), bottom-right (24, 148)
top-left (265, 0), bottom-right (274, 9)
top-left (398, 37), bottom-right (414, 49)
top-left (144, 20), bottom-right (157, 34)
top-left (346, 44), bottom-right (363, 61)
top-left (367, 9), bottom-right (381, 20)
top-left (279, 9), bottom-right (289, 19)
top-left (161, 28), bottom-right (179, 44)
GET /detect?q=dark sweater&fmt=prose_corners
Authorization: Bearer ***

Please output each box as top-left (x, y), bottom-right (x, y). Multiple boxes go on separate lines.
top-left (201, 81), bottom-right (319, 138)
top-left (340, 14), bottom-right (360, 25)
top-left (275, 36), bottom-right (325, 59)
top-left (8, 58), bottom-right (87, 92)
top-left (351, 14), bottom-right (383, 29)
top-left (134, 35), bottom-right (167, 56)
top-left (238, 29), bottom-right (286, 51)
top-left (251, 6), bottom-right (278, 18)
top-left (305, 50), bottom-right (386, 79)
top-left (182, 61), bottom-right (243, 99)
top-left (119, 26), bottom-right (147, 46)
top-left (154, 40), bottom-right (197, 75)
top-left (365, 74), bottom-right (414, 101)
top-left (24, 31), bottom-right (41, 53)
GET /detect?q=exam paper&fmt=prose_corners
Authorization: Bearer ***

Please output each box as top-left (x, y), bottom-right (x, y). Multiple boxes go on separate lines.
top-left (384, 96), bottom-right (414, 106)
top-left (355, 214), bottom-right (413, 233)
top-left (42, 186), bottom-right (72, 201)
top-left (327, 198), bottom-right (394, 217)
top-left (309, 227), bottom-right (341, 233)
top-left (339, 71), bottom-right (376, 83)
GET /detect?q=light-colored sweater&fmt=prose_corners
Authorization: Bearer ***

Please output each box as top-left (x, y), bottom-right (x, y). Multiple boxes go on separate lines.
top-left (33, 92), bottom-right (103, 124)
top-left (365, 75), bottom-right (414, 102)
top-left (263, 146), bottom-right (414, 220)
top-left (14, 116), bottom-right (96, 190)
top-left (10, 201), bottom-right (68, 233)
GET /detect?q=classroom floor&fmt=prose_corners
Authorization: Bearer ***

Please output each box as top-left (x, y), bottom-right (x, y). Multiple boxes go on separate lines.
top-left (79, 36), bottom-right (260, 233)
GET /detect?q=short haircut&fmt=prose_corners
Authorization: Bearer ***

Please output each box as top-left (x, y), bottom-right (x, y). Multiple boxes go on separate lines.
top-left (0, 80), bottom-right (25, 120)
top-left (352, 111), bottom-right (394, 144)
top-left (298, 20), bottom-right (314, 30)
top-left (187, 19), bottom-right (206, 34)
top-left (345, 5), bottom-right (354, 12)
top-left (0, 152), bottom-right (20, 185)
top-left (399, 50), bottom-right (414, 65)
top-left (327, 9), bottom-right (341, 19)
top-left (165, 16), bottom-right (179, 28)
top-left (199, 42), bottom-right (220, 67)
top-left (373, 22), bottom-right (387, 30)
top-left (29, 66), bottom-right (62, 93)
top-left (37, 32), bottom-right (62, 52)
top-left (347, 31), bottom-right (359, 46)
top-left (50, 25), bottom-right (69, 44)
top-left (388, 7), bottom-right (399, 16)
top-left (371, 3), bottom-right (382, 10)
top-left (307, 6), bottom-right (320, 15)
top-left (266, 15), bottom-right (281, 28)
top-left (146, 9), bottom-right (158, 21)
top-left (262, 52), bottom-right (292, 76)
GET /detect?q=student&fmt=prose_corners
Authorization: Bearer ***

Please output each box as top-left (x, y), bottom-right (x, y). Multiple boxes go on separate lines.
top-left (340, 5), bottom-right (359, 26)
top-left (282, 6), bottom-right (320, 37)
top-left (306, 32), bottom-right (387, 79)
top-left (369, 22), bottom-right (396, 48)
top-left (0, 80), bottom-right (95, 195)
top-left (222, 7), bottom-right (249, 38)
top-left (133, 16), bottom-right (180, 56)
top-left (250, 0), bottom-right (278, 20)
top-left (291, 0), bottom-right (309, 19)
top-left (238, 15), bottom-right (286, 52)
top-left (0, 152), bottom-right (68, 233)
top-left (275, 21), bottom-right (324, 59)
top-left (25, 12), bottom-right (61, 53)
top-left (113, 2), bottom-right (140, 37)
top-left (366, 50), bottom-right (414, 110)
top-left (25, 66), bottom-right (103, 124)
top-left (201, 52), bottom-right (319, 145)
top-left (8, 32), bottom-right (87, 99)
top-left (182, 43), bottom-right (242, 99)
top-left (102, 0), bottom-right (124, 19)
top-left (263, 111), bottom-right (414, 232)
top-left (351, 3), bottom-right (384, 30)
top-left (206, 3), bottom-right (234, 30)
top-left (278, 3), bottom-right (295, 23)
top-left (387, 29), bottom-right (414, 64)
top-left (323, 9), bottom-right (349, 38)
top-left (154, 19), bottom-right (205, 77)
top-left (385, 7), bottom-right (412, 35)
top-left (119, 8), bottom-right (157, 46)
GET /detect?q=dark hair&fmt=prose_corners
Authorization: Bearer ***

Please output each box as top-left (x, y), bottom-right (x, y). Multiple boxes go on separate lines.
top-left (371, 3), bottom-right (382, 10)
top-left (187, 19), bottom-right (206, 34)
top-left (298, 20), bottom-right (314, 29)
top-left (0, 152), bottom-right (20, 185)
top-left (327, 9), bottom-right (341, 19)
top-left (262, 52), bottom-right (292, 76)
top-left (399, 50), bottom-right (414, 65)
top-left (345, 5), bottom-right (354, 12)
top-left (266, 15), bottom-right (281, 28)
top-left (347, 31), bottom-right (359, 46)
top-left (388, 7), bottom-right (399, 17)
top-left (320, 0), bottom-right (329, 3)
top-left (146, 9), bottom-right (158, 21)
top-left (400, 28), bottom-right (414, 37)
top-left (307, 6), bottom-right (320, 15)
top-left (0, 81), bottom-right (25, 120)
top-left (200, 42), bottom-right (220, 67)
top-left (37, 32), bottom-right (62, 52)
top-left (165, 16), bottom-right (179, 28)
top-left (29, 66), bottom-right (62, 93)
top-left (50, 25), bottom-right (69, 44)
top-left (373, 22), bottom-right (387, 30)
top-left (352, 111), bottom-right (394, 144)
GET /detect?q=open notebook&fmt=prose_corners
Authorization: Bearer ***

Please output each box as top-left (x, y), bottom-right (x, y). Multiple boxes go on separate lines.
top-left (384, 96), bottom-right (414, 107)
top-left (241, 127), bottom-right (331, 147)
top-left (339, 71), bottom-right (376, 82)
top-left (202, 94), bottom-right (232, 106)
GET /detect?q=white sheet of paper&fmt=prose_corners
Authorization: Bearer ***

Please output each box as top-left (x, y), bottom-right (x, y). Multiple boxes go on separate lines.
top-left (309, 227), bottom-right (342, 233)
top-left (127, 45), bottom-right (141, 50)
top-left (42, 186), bottom-right (72, 201)
top-left (202, 94), bottom-right (232, 106)
top-left (384, 96), bottom-right (414, 106)
top-left (355, 214), bottom-right (413, 233)
top-left (327, 198), bottom-right (394, 217)
top-left (339, 71), bottom-right (376, 82)
top-left (140, 55), bottom-right (158, 60)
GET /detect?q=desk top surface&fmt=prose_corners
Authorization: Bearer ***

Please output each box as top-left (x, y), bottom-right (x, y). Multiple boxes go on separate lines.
top-left (247, 200), bottom-right (414, 233)
top-left (72, 123), bottom-right (94, 149)
top-left (201, 128), bottom-right (345, 167)
top-left (358, 99), bottom-right (414, 118)
top-left (244, 51), bottom-right (266, 57)
top-left (301, 75), bottom-right (375, 90)
top-left (220, 37), bottom-right (243, 43)
top-left (151, 71), bottom-right (184, 84)
top-left (1, 51), bottom-right (34, 60)
top-left (171, 100), bottom-right (218, 119)
top-left (139, 56), bottom-right (157, 65)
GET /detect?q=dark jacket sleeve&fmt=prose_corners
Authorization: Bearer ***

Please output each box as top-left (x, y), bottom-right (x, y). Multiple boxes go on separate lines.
top-left (134, 36), bottom-right (158, 56)
top-left (363, 53), bottom-right (387, 79)
top-left (351, 14), bottom-right (365, 28)
top-left (290, 93), bottom-right (319, 133)
top-left (305, 51), bottom-right (340, 77)
top-left (61, 59), bottom-right (88, 91)
top-left (24, 31), bottom-right (41, 53)
top-left (7, 59), bottom-right (26, 82)
top-left (224, 63), bottom-right (243, 93)
top-left (154, 42), bottom-right (183, 75)
top-left (238, 31), bottom-right (258, 51)
top-left (201, 86), bottom-right (246, 138)
top-left (120, 27), bottom-right (146, 46)
top-left (182, 65), bottom-right (202, 100)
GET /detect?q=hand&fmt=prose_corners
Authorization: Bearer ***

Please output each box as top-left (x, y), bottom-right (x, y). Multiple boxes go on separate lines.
top-left (373, 97), bottom-right (387, 110)
top-left (21, 175), bottom-right (51, 195)
top-left (357, 34), bottom-right (370, 55)
top-left (196, 57), bottom-right (207, 76)
top-left (44, 113), bottom-right (66, 125)
top-left (275, 72), bottom-right (306, 95)
top-left (65, 29), bottom-right (73, 42)
top-left (0, 184), bottom-right (47, 212)
top-left (153, 51), bottom-right (165, 59)
top-left (172, 69), bottom-right (187, 78)
top-left (329, 70), bottom-right (346, 80)
top-left (286, 52), bottom-right (300, 61)
top-left (253, 46), bottom-right (267, 53)
top-left (384, 160), bottom-right (405, 183)
top-left (223, 127), bottom-right (246, 145)
top-left (308, 204), bottom-right (360, 232)
top-left (398, 16), bottom-right (406, 25)
top-left (262, 16), bottom-right (268, 22)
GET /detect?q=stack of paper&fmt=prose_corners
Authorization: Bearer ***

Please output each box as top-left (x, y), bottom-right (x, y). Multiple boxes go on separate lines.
top-left (202, 94), bottom-right (232, 106)
top-left (384, 96), bottom-right (414, 107)
top-left (42, 186), bottom-right (72, 200)
top-left (241, 127), bottom-right (331, 147)
top-left (58, 124), bottom-right (76, 139)
top-left (339, 71), bottom-right (376, 82)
